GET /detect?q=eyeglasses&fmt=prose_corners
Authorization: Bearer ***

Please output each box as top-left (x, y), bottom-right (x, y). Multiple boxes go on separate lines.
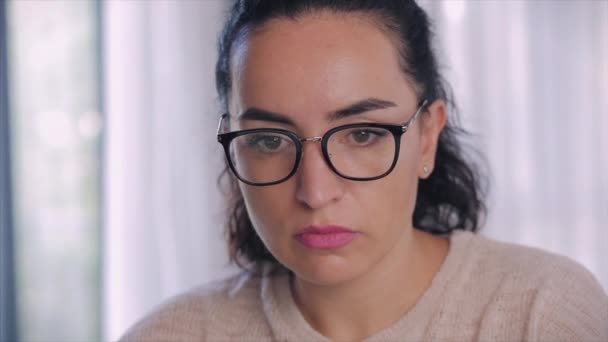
top-left (217, 100), bottom-right (428, 186)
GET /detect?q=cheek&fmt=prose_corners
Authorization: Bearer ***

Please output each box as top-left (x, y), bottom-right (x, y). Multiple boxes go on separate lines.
top-left (240, 183), bottom-right (302, 266)
top-left (240, 183), bottom-right (294, 234)
top-left (367, 138), bottom-right (420, 219)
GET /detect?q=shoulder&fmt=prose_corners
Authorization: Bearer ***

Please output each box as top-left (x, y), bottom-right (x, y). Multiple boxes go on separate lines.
top-left (466, 232), bottom-right (605, 297)
top-left (461, 232), bottom-right (601, 284)
top-left (452, 231), bottom-right (608, 340)
top-left (119, 271), bottom-right (267, 341)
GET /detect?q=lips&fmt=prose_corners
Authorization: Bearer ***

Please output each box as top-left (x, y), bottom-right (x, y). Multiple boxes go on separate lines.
top-left (294, 225), bottom-right (357, 249)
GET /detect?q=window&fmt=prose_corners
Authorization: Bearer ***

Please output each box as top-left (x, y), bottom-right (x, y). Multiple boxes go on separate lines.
top-left (1, 1), bottom-right (17, 341)
top-left (4, 1), bottom-right (103, 340)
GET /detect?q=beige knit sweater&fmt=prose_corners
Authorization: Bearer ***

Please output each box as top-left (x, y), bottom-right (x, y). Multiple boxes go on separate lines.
top-left (121, 231), bottom-right (608, 341)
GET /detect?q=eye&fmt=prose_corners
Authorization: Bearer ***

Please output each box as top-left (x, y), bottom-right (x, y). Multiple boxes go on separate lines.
top-left (345, 128), bottom-right (389, 146)
top-left (351, 130), bottom-right (373, 144)
top-left (245, 133), bottom-right (289, 153)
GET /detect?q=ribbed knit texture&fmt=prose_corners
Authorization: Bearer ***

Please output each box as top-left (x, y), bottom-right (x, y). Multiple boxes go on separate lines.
top-left (121, 231), bottom-right (608, 341)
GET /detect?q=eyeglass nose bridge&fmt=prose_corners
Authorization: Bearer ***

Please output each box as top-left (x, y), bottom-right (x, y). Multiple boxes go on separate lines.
top-left (297, 136), bottom-right (328, 158)
top-left (297, 136), bottom-right (334, 162)
top-left (299, 136), bottom-right (322, 143)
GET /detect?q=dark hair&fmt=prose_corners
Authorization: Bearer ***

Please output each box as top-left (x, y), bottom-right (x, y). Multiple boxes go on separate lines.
top-left (215, 0), bottom-right (487, 269)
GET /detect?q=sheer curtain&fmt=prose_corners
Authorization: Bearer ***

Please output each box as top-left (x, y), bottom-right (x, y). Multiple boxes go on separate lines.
top-left (102, 1), bottom-right (607, 340)
top-left (102, 1), bottom-right (233, 340)
top-left (422, 0), bottom-right (607, 288)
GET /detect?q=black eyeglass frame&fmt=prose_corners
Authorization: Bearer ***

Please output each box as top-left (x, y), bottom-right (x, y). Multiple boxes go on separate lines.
top-left (217, 100), bottom-right (429, 186)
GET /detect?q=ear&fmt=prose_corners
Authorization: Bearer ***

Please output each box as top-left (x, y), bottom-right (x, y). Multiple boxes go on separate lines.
top-left (418, 99), bottom-right (447, 179)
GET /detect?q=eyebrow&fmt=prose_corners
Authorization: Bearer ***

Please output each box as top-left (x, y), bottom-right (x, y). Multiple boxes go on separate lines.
top-left (329, 98), bottom-right (397, 121)
top-left (238, 98), bottom-right (397, 125)
top-left (238, 108), bottom-right (295, 125)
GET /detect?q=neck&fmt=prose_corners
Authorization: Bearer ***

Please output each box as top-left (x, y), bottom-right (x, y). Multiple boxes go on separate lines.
top-left (291, 229), bottom-right (448, 341)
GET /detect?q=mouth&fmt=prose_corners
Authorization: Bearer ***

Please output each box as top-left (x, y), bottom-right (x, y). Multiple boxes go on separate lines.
top-left (294, 225), bottom-right (358, 249)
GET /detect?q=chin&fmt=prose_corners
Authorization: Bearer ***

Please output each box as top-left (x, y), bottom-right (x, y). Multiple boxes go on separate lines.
top-left (288, 253), bottom-right (366, 286)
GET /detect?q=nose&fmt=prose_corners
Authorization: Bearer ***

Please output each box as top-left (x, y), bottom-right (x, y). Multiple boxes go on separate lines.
top-left (295, 140), bottom-right (345, 210)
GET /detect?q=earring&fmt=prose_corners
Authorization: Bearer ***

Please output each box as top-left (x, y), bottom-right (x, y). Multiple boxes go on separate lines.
top-left (423, 165), bottom-right (429, 174)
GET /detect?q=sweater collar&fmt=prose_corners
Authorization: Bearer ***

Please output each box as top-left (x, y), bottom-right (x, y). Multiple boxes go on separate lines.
top-left (260, 231), bottom-right (474, 341)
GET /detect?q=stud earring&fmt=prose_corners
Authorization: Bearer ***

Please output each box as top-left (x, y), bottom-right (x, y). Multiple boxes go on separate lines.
top-left (423, 165), bottom-right (429, 174)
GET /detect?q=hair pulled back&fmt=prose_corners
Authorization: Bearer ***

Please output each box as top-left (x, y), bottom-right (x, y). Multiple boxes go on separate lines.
top-left (215, 0), bottom-right (487, 269)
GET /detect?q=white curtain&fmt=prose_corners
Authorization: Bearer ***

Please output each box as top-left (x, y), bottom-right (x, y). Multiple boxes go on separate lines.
top-left (102, 1), bottom-right (607, 340)
top-left (421, 0), bottom-right (607, 288)
top-left (102, 1), bottom-right (233, 340)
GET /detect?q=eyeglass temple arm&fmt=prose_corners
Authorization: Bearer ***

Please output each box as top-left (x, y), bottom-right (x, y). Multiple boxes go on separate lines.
top-left (402, 99), bottom-right (429, 132)
top-left (217, 114), bottom-right (230, 138)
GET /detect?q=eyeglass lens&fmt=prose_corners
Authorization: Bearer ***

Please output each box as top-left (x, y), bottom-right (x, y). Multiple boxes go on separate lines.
top-left (228, 126), bottom-right (396, 184)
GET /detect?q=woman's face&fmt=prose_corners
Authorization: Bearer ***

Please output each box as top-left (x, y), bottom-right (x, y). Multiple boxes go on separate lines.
top-left (229, 13), bottom-right (445, 285)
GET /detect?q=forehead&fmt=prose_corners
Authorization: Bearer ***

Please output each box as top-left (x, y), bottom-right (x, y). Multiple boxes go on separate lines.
top-left (230, 12), bottom-right (416, 125)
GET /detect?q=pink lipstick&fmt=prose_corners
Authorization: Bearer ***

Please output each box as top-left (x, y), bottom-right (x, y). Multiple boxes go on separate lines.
top-left (294, 225), bottom-right (357, 249)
